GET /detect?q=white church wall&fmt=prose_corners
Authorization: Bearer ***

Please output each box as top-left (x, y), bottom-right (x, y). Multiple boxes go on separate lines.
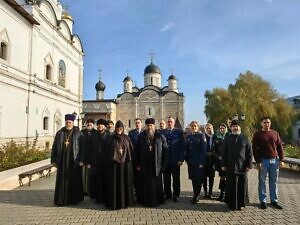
top-left (0, 0), bottom-right (31, 73)
top-left (0, 76), bottom-right (28, 139)
top-left (0, 0), bottom-right (83, 146)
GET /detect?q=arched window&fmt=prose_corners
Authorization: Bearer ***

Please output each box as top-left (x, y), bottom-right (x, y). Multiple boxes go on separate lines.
top-left (58, 60), bottom-right (66, 87)
top-left (0, 42), bottom-right (8, 60)
top-left (43, 116), bottom-right (49, 130)
top-left (45, 64), bottom-right (52, 80)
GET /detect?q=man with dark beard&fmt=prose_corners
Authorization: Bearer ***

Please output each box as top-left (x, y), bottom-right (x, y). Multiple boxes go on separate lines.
top-left (221, 120), bottom-right (253, 210)
top-left (135, 118), bottom-right (168, 207)
top-left (105, 120), bottom-right (135, 210)
top-left (80, 118), bottom-right (96, 196)
top-left (88, 119), bottom-right (109, 203)
top-left (51, 114), bottom-right (84, 206)
top-left (106, 120), bottom-right (115, 135)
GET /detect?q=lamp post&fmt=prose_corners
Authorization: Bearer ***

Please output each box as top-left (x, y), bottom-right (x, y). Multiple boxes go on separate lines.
top-left (72, 111), bottom-right (78, 126)
top-left (72, 111), bottom-right (85, 128)
top-left (80, 112), bottom-right (85, 128)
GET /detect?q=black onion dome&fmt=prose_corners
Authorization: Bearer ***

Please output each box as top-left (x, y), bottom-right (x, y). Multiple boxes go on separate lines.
top-left (95, 80), bottom-right (105, 91)
top-left (144, 63), bottom-right (161, 74)
top-left (123, 76), bottom-right (132, 82)
top-left (167, 75), bottom-right (177, 80)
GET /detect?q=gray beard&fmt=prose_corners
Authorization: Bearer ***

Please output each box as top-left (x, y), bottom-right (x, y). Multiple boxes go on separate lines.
top-left (232, 130), bottom-right (241, 135)
top-left (146, 130), bottom-right (155, 140)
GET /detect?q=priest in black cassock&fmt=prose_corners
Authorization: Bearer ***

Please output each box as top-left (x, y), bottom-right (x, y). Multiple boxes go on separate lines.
top-left (221, 120), bottom-right (253, 210)
top-left (135, 118), bottom-right (168, 207)
top-left (105, 120), bottom-right (135, 210)
top-left (51, 114), bottom-right (84, 206)
top-left (88, 118), bottom-right (109, 203)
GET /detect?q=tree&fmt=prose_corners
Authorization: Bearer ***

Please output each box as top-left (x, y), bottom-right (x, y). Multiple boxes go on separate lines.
top-left (204, 71), bottom-right (295, 141)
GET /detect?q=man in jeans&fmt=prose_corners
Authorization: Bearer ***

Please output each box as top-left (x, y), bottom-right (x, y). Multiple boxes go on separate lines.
top-left (252, 116), bottom-right (284, 209)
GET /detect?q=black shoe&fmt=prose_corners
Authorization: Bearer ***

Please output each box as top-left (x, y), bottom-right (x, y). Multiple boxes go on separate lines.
top-left (205, 194), bottom-right (211, 199)
top-left (271, 202), bottom-right (283, 209)
top-left (260, 202), bottom-right (267, 209)
top-left (173, 197), bottom-right (178, 202)
top-left (191, 196), bottom-right (199, 204)
top-left (217, 194), bottom-right (224, 201)
top-left (164, 195), bottom-right (172, 200)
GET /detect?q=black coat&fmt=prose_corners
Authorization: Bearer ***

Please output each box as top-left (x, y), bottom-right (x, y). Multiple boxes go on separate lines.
top-left (222, 133), bottom-right (253, 174)
top-left (212, 132), bottom-right (227, 172)
top-left (135, 130), bottom-right (168, 176)
top-left (50, 126), bottom-right (83, 205)
top-left (80, 128), bottom-right (97, 165)
top-left (87, 130), bottom-right (109, 175)
top-left (51, 126), bottom-right (81, 165)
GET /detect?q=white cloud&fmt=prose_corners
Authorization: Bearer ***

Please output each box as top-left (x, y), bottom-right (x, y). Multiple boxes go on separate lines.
top-left (160, 22), bottom-right (175, 32)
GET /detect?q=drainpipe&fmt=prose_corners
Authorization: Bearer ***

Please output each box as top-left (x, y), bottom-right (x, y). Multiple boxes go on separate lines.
top-left (26, 22), bottom-right (34, 145)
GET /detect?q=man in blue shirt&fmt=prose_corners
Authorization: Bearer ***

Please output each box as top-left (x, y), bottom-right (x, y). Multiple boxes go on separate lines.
top-left (128, 118), bottom-right (143, 201)
top-left (163, 116), bottom-right (185, 202)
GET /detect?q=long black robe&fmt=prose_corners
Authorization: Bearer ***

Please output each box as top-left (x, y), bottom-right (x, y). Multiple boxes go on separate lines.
top-left (89, 131), bottom-right (109, 202)
top-left (222, 133), bottom-right (253, 210)
top-left (135, 130), bottom-right (168, 207)
top-left (105, 133), bottom-right (135, 210)
top-left (51, 127), bottom-right (83, 206)
top-left (80, 128), bottom-right (97, 196)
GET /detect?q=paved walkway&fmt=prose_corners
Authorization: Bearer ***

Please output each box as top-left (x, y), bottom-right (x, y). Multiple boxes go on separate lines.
top-left (0, 165), bottom-right (299, 225)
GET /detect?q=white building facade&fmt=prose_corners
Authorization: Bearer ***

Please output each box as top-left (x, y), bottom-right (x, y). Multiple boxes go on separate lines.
top-left (0, 0), bottom-right (84, 148)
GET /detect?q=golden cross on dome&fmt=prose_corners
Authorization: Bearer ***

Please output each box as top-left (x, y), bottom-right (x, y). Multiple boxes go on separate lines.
top-left (98, 68), bottom-right (102, 81)
top-left (62, 3), bottom-right (70, 11)
top-left (148, 50), bottom-right (156, 64)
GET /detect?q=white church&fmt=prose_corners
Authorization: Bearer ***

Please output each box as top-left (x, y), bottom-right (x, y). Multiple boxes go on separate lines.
top-left (0, 0), bottom-right (84, 148)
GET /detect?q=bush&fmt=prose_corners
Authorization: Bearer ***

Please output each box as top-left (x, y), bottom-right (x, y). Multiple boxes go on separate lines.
top-left (0, 140), bottom-right (49, 172)
top-left (284, 145), bottom-right (300, 159)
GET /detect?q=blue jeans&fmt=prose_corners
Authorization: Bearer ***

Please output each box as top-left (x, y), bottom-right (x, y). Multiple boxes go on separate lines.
top-left (258, 158), bottom-right (279, 203)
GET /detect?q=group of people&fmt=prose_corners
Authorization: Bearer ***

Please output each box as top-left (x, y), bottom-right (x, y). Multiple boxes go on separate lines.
top-left (51, 114), bottom-right (285, 211)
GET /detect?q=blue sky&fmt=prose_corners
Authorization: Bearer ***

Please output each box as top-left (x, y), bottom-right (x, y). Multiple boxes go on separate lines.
top-left (62, 0), bottom-right (300, 125)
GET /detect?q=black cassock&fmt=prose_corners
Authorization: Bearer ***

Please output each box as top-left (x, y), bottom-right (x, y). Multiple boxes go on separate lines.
top-left (222, 133), bottom-right (253, 210)
top-left (135, 131), bottom-right (168, 207)
top-left (105, 133), bottom-right (135, 210)
top-left (51, 127), bottom-right (83, 206)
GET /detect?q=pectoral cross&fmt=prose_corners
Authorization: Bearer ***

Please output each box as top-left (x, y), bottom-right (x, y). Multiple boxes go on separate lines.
top-left (65, 139), bottom-right (70, 147)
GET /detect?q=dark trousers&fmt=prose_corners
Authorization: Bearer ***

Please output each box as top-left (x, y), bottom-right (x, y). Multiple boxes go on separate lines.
top-left (90, 173), bottom-right (105, 202)
top-left (192, 180), bottom-right (203, 198)
top-left (203, 175), bottom-right (214, 195)
top-left (163, 165), bottom-right (180, 198)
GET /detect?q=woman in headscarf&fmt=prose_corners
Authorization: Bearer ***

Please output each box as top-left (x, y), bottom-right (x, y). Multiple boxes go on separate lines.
top-left (105, 120), bottom-right (135, 210)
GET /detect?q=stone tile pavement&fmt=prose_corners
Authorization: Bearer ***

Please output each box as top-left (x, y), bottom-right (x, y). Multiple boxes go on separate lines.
top-left (0, 165), bottom-right (299, 225)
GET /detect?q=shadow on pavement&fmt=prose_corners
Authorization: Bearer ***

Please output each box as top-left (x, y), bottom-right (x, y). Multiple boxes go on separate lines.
top-left (278, 169), bottom-right (300, 184)
top-left (0, 189), bottom-right (241, 212)
top-left (0, 189), bottom-right (54, 207)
